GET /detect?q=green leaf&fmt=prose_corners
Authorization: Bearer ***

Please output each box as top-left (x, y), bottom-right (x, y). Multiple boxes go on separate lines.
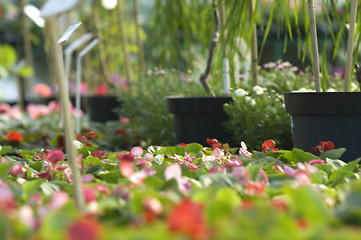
top-left (78, 145), bottom-right (98, 157)
top-left (200, 173), bottom-right (235, 188)
top-left (291, 148), bottom-right (319, 163)
top-left (20, 150), bottom-right (38, 162)
top-left (83, 156), bottom-right (104, 168)
top-left (185, 143), bottom-right (203, 154)
top-left (40, 182), bottom-right (60, 195)
top-left (98, 170), bottom-right (123, 183)
top-left (0, 162), bottom-right (15, 178)
top-left (319, 148), bottom-right (346, 160)
top-left (205, 188), bottom-right (241, 224)
top-left (0, 44), bottom-right (17, 68)
top-left (153, 146), bottom-right (186, 156)
top-left (0, 145), bottom-right (12, 156)
top-left (311, 170), bottom-right (328, 185)
top-left (328, 159), bottom-right (360, 187)
top-left (18, 65), bottom-right (33, 77)
top-left (23, 179), bottom-right (45, 196)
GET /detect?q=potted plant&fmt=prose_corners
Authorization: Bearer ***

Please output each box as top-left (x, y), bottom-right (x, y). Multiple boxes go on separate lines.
top-left (283, 0), bottom-right (361, 162)
top-left (166, 0), bottom-right (245, 145)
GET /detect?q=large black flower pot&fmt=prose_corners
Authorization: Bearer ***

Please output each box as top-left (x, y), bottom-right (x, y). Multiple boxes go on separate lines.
top-left (166, 96), bottom-right (232, 145)
top-left (83, 96), bottom-right (120, 123)
top-left (284, 92), bottom-right (361, 162)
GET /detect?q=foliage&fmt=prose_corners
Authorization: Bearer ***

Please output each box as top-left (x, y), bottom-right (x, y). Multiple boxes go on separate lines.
top-left (223, 60), bottom-right (357, 151)
top-left (0, 44), bottom-right (33, 78)
top-left (116, 68), bottom-right (210, 147)
top-left (224, 86), bottom-right (292, 150)
top-left (0, 137), bottom-right (361, 239)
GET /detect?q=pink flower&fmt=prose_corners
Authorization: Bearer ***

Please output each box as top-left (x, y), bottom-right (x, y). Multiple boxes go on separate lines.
top-left (119, 161), bottom-right (134, 178)
top-left (83, 187), bottom-right (96, 203)
top-left (165, 163), bottom-right (189, 194)
top-left (239, 142), bottom-right (252, 157)
top-left (0, 180), bottom-right (16, 213)
top-left (19, 206), bottom-right (37, 230)
top-left (33, 84), bottom-right (52, 98)
top-left (245, 181), bottom-right (266, 196)
top-left (26, 103), bottom-right (51, 119)
top-left (309, 159), bottom-right (326, 165)
top-left (282, 162), bottom-right (318, 185)
top-left (82, 174), bottom-right (94, 183)
top-left (119, 117), bottom-right (130, 124)
top-left (232, 166), bottom-right (251, 185)
top-left (95, 83), bottom-right (107, 96)
top-left (9, 163), bottom-right (26, 177)
top-left (130, 146), bottom-right (143, 157)
top-left (47, 149), bottom-right (64, 165)
top-left (136, 159), bottom-right (152, 168)
top-left (48, 191), bottom-right (69, 210)
top-left (224, 158), bottom-right (243, 168)
top-left (143, 197), bottom-right (163, 223)
top-left (209, 165), bottom-right (227, 174)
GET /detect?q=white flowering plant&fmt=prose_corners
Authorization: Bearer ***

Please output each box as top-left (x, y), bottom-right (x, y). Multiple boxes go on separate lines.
top-left (224, 85), bottom-right (292, 150)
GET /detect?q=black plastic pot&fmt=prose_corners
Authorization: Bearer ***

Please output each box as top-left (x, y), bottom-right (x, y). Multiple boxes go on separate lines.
top-left (166, 96), bottom-right (232, 145)
top-left (284, 92), bottom-right (361, 162)
top-left (83, 96), bottom-right (120, 123)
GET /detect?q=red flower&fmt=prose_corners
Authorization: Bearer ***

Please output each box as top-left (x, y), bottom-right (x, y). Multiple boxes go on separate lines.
top-left (6, 131), bottom-right (23, 143)
top-left (57, 135), bottom-right (65, 149)
top-left (206, 138), bottom-right (222, 149)
top-left (91, 150), bottom-right (106, 159)
top-left (167, 198), bottom-right (209, 239)
top-left (87, 131), bottom-right (96, 138)
top-left (115, 128), bottom-right (127, 135)
top-left (262, 139), bottom-right (278, 153)
top-left (312, 141), bottom-right (335, 153)
top-left (66, 216), bottom-right (102, 240)
top-left (117, 153), bottom-right (135, 162)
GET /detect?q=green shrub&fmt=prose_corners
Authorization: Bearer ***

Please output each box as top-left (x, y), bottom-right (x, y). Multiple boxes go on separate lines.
top-left (116, 68), bottom-right (207, 146)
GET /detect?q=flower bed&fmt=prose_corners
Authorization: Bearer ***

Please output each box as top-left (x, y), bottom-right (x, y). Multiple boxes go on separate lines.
top-left (1, 134), bottom-right (361, 239)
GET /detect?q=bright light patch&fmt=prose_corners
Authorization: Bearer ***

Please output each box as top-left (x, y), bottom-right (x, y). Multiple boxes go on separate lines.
top-left (101, 0), bottom-right (117, 10)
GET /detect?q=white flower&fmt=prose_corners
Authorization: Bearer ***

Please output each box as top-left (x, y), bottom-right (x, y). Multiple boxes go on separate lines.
top-left (73, 140), bottom-right (83, 149)
top-left (292, 88), bottom-right (315, 92)
top-left (245, 96), bottom-right (256, 106)
top-left (234, 88), bottom-right (248, 97)
top-left (351, 82), bottom-right (358, 92)
top-left (326, 88), bottom-right (337, 92)
top-left (252, 85), bottom-right (264, 95)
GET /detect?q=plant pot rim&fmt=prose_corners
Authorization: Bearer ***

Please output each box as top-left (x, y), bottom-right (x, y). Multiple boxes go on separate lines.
top-left (283, 91), bottom-right (361, 114)
top-left (166, 95), bottom-right (232, 100)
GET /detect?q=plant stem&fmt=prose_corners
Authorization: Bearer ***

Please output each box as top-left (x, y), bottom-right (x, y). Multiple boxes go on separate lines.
top-left (307, 0), bottom-right (321, 92)
top-left (44, 16), bottom-right (85, 212)
top-left (133, 0), bottom-right (145, 75)
top-left (117, 3), bottom-right (132, 81)
top-left (20, 0), bottom-right (34, 106)
top-left (199, 1), bottom-right (219, 96)
top-left (249, 0), bottom-right (258, 86)
top-left (93, 7), bottom-right (113, 89)
top-left (343, 0), bottom-right (359, 92)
